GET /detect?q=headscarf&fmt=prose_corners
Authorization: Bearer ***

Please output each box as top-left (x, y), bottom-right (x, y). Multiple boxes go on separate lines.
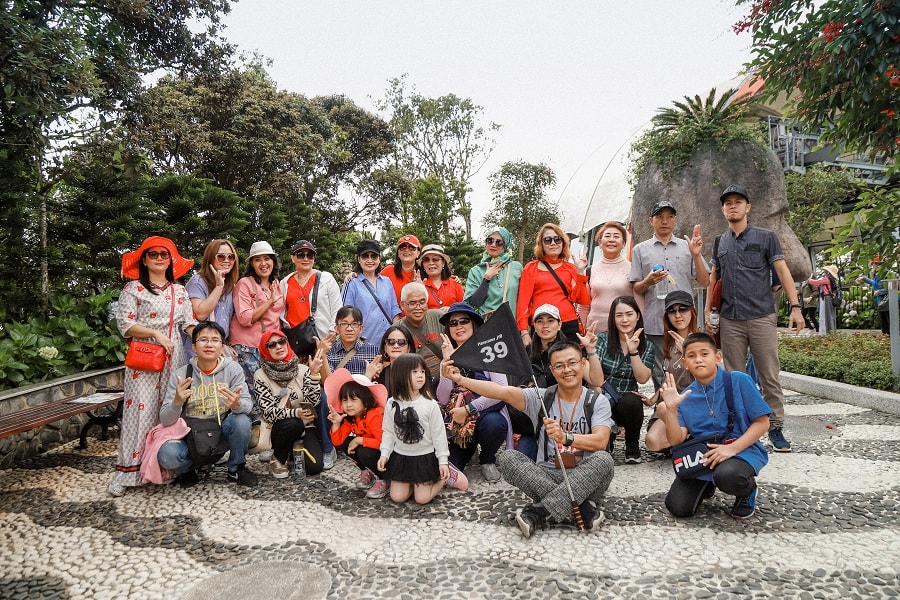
top-left (258, 329), bottom-right (299, 385)
top-left (479, 227), bottom-right (513, 264)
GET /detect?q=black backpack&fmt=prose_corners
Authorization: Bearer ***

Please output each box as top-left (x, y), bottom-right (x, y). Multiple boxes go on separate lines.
top-left (181, 364), bottom-right (230, 468)
top-left (829, 276), bottom-right (843, 308)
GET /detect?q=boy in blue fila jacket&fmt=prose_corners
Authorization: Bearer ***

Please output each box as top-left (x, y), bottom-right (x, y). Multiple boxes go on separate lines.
top-left (659, 332), bottom-right (771, 519)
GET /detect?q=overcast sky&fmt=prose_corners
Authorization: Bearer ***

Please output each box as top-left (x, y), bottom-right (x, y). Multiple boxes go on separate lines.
top-left (220, 0), bottom-right (754, 236)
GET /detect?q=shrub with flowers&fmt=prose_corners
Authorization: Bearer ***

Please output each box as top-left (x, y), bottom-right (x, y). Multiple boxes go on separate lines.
top-left (840, 286), bottom-right (879, 329)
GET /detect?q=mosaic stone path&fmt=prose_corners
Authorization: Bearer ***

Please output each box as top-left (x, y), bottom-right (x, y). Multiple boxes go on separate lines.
top-left (1, 390), bottom-right (898, 599)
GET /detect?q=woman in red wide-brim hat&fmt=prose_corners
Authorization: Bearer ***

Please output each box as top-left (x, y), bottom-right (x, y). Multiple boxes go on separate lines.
top-left (109, 236), bottom-right (197, 497)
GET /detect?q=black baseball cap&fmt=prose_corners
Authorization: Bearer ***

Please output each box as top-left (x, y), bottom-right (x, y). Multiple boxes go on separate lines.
top-left (650, 200), bottom-right (676, 216)
top-left (719, 185), bottom-right (749, 204)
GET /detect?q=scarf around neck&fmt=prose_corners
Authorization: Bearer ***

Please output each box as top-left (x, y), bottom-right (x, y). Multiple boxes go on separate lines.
top-left (260, 356), bottom-right (300, 386)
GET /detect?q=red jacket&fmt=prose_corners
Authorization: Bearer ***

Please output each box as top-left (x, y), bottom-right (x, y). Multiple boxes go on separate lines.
top-left (330, 406), bottom-right (384, 449)
top-left (516, 260), bottom-right (590, 330)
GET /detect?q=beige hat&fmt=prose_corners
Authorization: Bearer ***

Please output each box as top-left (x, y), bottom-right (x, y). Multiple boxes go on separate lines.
top-left (823, 265), bottom-right (839, 279)
top-left (247, 241), bottom-right (276, 260)
top-left (420, 244), bottom-right (451, 267)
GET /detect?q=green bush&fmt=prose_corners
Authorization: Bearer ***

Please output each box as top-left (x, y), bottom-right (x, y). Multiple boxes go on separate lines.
top-left (0, 290), bottom-right (126, 390)
top-left (778, 333), bottom-right (895, 391)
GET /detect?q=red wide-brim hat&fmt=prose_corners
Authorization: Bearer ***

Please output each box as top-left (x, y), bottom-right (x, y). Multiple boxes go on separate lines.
top-left (325, 368), bottom-right (388, 414)
top-left (121, 236), bottom-right (194, 280)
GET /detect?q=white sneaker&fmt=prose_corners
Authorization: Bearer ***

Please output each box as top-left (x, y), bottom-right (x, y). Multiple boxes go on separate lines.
top-left (322, 448), bottom-right (337, 470)
top-left (257, 449), bottom-right (274, 463)
top-left (107, 481), bottom-right (125, 497)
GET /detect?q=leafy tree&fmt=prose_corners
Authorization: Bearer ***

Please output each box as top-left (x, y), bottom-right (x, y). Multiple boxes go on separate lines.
top-left (784, 166), bottom-right (857, 246)
top-left (404, 175), bottom-right (457, 241)
top-left (832, 186), bottom-right (900, 276)
top-left (735, 0), bottom-right (900, 168)
top-left (377, 75), bottom-right (500, 238)
top-left (359, 165), bottom-right (415, 232)
top-left (484, 161), bottom-right (560, 263)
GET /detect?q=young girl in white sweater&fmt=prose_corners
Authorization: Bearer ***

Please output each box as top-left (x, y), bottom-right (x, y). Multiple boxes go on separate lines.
top-left (378, 353), bottom-right (467, 503)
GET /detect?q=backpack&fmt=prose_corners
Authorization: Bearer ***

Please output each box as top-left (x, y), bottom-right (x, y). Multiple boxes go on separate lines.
top-left (829, 276), bottom-right (843, 308)
top-left (182, 364), bottom-right (230, 468)
top-left (537, 385), bottom-right (601, 459)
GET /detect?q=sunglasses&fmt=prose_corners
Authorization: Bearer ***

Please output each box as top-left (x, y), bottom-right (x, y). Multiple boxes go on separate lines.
top-left (385, 338), bottom-right (408, 347)
top-left (265, 337), bottom-right (288, 349)
top-left (146, 250), bottom-right (170, 260)
top-left (665, 305), bottom-right (692, 314)
top-left (359, 252), bottom-right (380, 260)
top-left (542, 236), bottom-right (563, 245)
top-left (485, 237), bottom-right (505, 247)
top-left (293, 251), bottom-right (316, 259)
top-left (421, 256), bottom-right (443, 263)
top-left (215, 253), bottom-right (236, 261)
top-left (447, 317), bottom-right (472, 328)
top-left (398, 243), bottom-right (417, 251)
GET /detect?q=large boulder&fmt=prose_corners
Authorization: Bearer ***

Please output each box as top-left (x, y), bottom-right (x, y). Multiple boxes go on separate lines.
top-left (632, 140), bottom-right (811, 282)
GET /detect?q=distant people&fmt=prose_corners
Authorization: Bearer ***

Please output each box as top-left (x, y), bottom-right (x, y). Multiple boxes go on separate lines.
top-left (397, 282), bottom-right (445, 383)
top-left (419, 244), bottom-right (464, 311)
top-left (706, 185), bottom-right (804, 453)
top-left (280, 239), bottom-right (342, 357)
top-left (231, 241), bottom-right (285, 393)
top-left (659, 332), bottom-right (771, 520)
top-left (799, 281), bottom-right (820, 332)
top-left (157, 322), bottom-right (256, 488)
top-left (384, 234), bottom-right (422, 306)
top-left (184, 239), bottom-right (239, 358)
top-left (630, 201), bottom-right (708, 384)
top-left (517, 223), bottom-right (590, 344)
top-left (465, 227), bottom-right (523, 318)
top-left (441, 341), bottom-right (614, 538)
top-left (857, 257), bottom-right (889, 334)
top-left (807, 265), bottom-right (839, 334)
top-left (341, 239), bottom-right (401, 346)
top-left (112, 236), bottom-right (197, 497)
top-left (436, 302), bottom-right (511, 483)
top-left (595, 296), bottom-right (656, 464)
top-left (584, 221), bottom-right (633, 333)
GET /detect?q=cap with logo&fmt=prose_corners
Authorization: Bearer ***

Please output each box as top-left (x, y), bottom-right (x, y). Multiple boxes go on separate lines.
top-left (650, 200), bottom-right (677, 217)
top-left (719, 185), bottom-right (750, 204)
top-left (291, 240), bottom-right (317, 255)
top-left (533, 303), bottom-right (561, 321)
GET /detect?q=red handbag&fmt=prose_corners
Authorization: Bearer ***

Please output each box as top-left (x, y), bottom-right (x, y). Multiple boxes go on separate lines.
top-left (124, 289), bottom-right (175, 372)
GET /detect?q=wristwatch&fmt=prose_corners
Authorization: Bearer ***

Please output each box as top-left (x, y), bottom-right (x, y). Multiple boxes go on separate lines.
top-left (466, 403), bottom-right (478, 416)
top-left (563, 432), bottom-right (575, 447)
top-left (628, 351), bottom-right (639, 356)
top-left (789, 303), bottom-right (801, 310)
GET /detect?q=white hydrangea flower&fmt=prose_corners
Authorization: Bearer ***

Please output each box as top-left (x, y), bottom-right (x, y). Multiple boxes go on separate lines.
top-left (37, 346), bottom-right (59, 360)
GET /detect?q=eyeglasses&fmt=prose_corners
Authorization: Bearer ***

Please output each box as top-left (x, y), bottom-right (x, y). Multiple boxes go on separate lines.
top-left (550, 359), bottom-right (582, 372)
top-left (293, 251), bottom-right (315, 259)
top-left (447, 317), bottom-right (472, 328)
top-left (215, 253), bottom-right (236, 262)
top-left (542, 236), bottom-right (563, 245)
top-left (421, 256), bottom-right (443, 263)
top-left (265, 337), bottom-right (288, 349)
top-left (398, 243), bottom-right (417, 251)
top-left (485, 237), bottom-right (505, 247)
top-left (195, 337), bottom-right (223, 345)
top-left (146, 250), bottom-right (170, 260)
top-left (385, 338), bottom-right (408, 347)
top-left (359, 252), bottom-right (380, 260)
top-left (336, 321), bottom-right (361, 330)
top-left (665, 305), bottom-right (692, 314)
top-left (404, 299), bottom-right (427, 307)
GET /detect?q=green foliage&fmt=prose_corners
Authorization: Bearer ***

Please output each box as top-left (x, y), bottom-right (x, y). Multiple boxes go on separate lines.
top-left (628, 88), bottom-right (765, 186)
top-left (484, 161), bottom-right (559, 264)
top-left (839, 286), bottom-right (880, 329)
top-left (778, 332), bottom-right (894, 390)
top-left (832, 186), bottom-right (900, 278)
top-left (405, 175), bottom-right (458, 240)
top-left (737, 0), bottom-right (900, 170)
top-left (784, 166), bottom-right (856, 246)
top-left (0, 290), bottom-right (126, 391)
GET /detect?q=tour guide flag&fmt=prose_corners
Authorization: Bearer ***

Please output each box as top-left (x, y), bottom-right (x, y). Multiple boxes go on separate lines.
top-left (447, 303), bottom-right (530, 378)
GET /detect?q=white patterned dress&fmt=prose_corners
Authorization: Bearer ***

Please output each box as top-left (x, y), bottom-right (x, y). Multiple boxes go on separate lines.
top-left (113, 281), bottom-right (196, 488)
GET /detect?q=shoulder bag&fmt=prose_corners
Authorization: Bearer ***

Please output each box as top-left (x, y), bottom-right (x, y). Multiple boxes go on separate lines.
top-left (124, 290), bottom-right (175, 372)
top-left (284, 271), bottom-right (321, 356)
top-left (181, 364), bottom-right (230, 467)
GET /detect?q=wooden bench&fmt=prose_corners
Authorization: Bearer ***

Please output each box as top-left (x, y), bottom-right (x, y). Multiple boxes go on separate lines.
top-left (0, 389), bottom-right (124, 449)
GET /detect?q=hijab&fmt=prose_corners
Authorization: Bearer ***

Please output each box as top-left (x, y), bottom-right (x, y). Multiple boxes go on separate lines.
top-left (258, 329), bottom-right (299, 385)
top-left (479, 227), bottom-right (513, 264)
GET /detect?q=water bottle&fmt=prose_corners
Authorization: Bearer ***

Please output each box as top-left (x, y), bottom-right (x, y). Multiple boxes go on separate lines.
top-left (293, 442), bottom-right (306, 478)
top-left (709, 308), bottom-right (720, 333)
top-left (653, 265), bottom-right (668, 300)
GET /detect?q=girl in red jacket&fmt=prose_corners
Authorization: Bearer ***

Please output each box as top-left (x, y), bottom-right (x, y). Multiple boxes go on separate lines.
top-left (326, 368), bottom-right (388, 499)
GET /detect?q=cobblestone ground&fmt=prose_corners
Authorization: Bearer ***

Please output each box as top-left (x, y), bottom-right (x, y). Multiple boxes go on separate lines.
top-left (1, 390), bottom-right (898, 599)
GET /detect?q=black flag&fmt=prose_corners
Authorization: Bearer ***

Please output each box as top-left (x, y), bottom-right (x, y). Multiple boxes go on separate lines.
top-left (448, 303), bottom-right (531, 378)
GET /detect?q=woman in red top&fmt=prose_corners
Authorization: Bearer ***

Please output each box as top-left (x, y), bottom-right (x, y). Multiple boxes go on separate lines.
top-left (383, 234), bottom-right (422, 305)
top-left (326, 368), bottom-right (388, 499)
top-left (517, 223), bottom-right (590, 344)
top-left (419, 244), bottom-right (464, 311)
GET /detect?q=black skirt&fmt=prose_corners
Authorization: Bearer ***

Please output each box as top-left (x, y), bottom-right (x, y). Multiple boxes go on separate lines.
top-left (386, 451), bottom-right (440, 484)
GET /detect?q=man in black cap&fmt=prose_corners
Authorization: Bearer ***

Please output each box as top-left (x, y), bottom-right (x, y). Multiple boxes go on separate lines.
top-left (630, 200), bottom-right (709, 386)
top-left (706, 185), bottom-right (804, 453)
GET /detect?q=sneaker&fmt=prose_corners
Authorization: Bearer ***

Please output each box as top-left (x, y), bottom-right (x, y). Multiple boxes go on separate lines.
top-left (769, 428), bottom-right (792, 452)
top-left (357, 468), bottom-right (376, 489)
top-left (269, 459), bottom-right (290, 480)
top-left (177, 470), bottom-right (199, 488)
top-left (515, 505), bottom-right (549, 538)
top-left (446, 462), bottom-right (469, 491)
top-left (107, 481), bottom-right (125, 497)
top-left (257, 449), bottom-right (274, 463)
top-left (228, 465), bottom-right (258, 487)
top-left (322, 448), bottom-right (337, 470)
top-left (481, 462), bottom-right (502, 482)
top-left (731, 488), bottom-right (757, 520)
top-left (624, 440), bottom-right (642, 464)
top-left (578, 500), bottom-right (605, 532)
top-left (365, 478), bottom-right (389, 499)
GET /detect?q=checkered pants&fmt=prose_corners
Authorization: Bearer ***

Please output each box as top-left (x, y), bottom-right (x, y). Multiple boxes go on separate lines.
top-left (497, 449), bottom-right (614, 522)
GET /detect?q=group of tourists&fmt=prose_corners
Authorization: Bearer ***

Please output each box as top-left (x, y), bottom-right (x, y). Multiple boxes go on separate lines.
top-left (110, 183), bottom-right (804, 538)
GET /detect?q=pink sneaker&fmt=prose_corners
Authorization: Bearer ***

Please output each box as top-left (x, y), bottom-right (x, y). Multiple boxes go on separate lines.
top-left (366, 478), bottom-right (389, 499)
top-left (356, 468), bottom-right (375, 489)
top-left (446, 463), bottom-right (469, 491)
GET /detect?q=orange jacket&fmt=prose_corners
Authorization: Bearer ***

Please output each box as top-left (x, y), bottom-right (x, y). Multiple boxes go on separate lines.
top-left (329, 406), bottom-right (384, 449)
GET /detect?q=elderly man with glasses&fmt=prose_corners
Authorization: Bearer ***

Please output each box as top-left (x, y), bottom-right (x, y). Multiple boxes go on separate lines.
top-left (398, 282), bottom-right (446, 384)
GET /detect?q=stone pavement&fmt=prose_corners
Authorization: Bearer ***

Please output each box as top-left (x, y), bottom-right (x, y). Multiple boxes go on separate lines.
top-left (1, 385), bottom-right (899, 599)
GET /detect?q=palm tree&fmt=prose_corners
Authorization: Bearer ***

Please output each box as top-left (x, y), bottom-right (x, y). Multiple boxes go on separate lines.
top-left (651, 87), bottom-right (755, 134)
